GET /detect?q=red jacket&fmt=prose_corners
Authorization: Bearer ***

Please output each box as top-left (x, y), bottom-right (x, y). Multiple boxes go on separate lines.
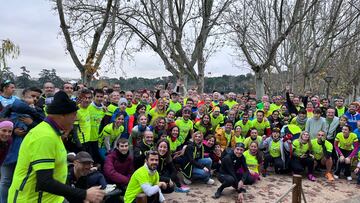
top-left (104, 150), bottom-right (134, 186)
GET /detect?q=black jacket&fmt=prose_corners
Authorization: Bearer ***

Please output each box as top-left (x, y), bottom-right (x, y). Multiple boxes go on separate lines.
top-left (219, 151), bottom-right (250, 183)
top-left (66, 164), bottom-right (107, 203)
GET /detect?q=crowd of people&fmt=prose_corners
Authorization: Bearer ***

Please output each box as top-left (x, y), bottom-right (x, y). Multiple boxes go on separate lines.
top-left (0, 79), bottom-right (360, 203)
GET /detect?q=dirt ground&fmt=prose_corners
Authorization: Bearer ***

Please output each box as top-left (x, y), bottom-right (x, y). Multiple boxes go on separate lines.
top-left (164, 172), bottom-right (360, 203)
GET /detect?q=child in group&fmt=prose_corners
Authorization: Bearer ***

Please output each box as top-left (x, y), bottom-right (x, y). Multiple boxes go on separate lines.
top-left (334, 125), bottom-right (359, 180)
top-left (210, 143), bottom-right (222, 172)
top-left (260, 128), bottom-right (285, 176)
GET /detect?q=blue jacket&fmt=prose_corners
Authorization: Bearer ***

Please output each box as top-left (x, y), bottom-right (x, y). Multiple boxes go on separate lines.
top-left (344, 111), bottom-right (360, 132)
top-left (1, 99), bottom-right (45, 165)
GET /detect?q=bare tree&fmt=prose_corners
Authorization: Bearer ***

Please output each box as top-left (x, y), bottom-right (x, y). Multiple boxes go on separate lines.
top-left (55, 0), bottom-right (118, 84)
top-left (272, 0), bottom-right (360, 98)
top-left (294, 0), bottom-right (360, 90)
top-left (227, 0), bottom-right (318, 99)
top-left (117, 0), bottom-right (232, 93)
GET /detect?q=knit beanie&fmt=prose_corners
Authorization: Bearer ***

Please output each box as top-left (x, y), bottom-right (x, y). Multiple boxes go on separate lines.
top-left (47, 91), bottom-right (78, 114)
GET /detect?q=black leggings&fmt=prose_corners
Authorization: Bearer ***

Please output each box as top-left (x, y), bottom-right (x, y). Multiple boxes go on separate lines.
top-left (335, 149), bottom-right (351, 177)
top-left (159, 176), bottom-right (175, 194)
top-left (327, 139), bottom-right (338, 165)
top-left (290, 156), bottom-right (314, 174)
top-left (217, 173), bottom-right (254, 193)
top-left (131, 193), bottom-right (159, 203)
top-left (263, 153), bottom-right (284, 173)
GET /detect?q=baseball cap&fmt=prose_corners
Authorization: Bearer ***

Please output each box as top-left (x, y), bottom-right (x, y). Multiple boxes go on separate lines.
top-left (74, 151), bottom-right (94, 163)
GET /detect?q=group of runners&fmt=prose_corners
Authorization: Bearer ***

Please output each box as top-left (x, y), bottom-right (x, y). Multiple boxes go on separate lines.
top-left (0, 79), bottom-right (360, 203)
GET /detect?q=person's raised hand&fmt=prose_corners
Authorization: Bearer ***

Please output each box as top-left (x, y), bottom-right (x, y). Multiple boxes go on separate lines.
top-left (85, 186), bottom-right (105, 203)
top-left (14, 128), bottom-right (26, 136)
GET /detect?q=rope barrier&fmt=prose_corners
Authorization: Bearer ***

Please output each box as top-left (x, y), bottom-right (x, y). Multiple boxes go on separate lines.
top-left (275, 184), bottom-right (296, 203)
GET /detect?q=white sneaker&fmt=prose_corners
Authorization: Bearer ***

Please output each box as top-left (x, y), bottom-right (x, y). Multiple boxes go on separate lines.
top-left (183, 177), bottom-right (192, 185)
top-left (347, 176), bottom-right (352, 181)
top-left (207, 178), bottom-right (215, 185)
top-left (333, 175), bottom-right (339, 179)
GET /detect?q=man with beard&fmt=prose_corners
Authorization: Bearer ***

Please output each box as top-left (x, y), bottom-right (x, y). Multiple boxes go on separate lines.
top-left (66, 151), bottom-right (107, 203)
top-left (104, 138), bottom-right (134, 194)
top-left (124, 150), bottom-right (167, 203)
top-left (8, 91), bottom-right (104, 203)
top-left (344, 102), bottom-right (360, 131)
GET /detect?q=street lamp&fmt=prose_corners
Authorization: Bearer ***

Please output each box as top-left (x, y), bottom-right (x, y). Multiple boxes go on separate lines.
top-left (324, 75), bottom-right (334, 99)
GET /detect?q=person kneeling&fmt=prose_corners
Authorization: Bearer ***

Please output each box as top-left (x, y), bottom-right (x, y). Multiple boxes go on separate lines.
top-left (104, 138), bottom-right (134, 194)
top-left (259, 128), bottom-right (286, 176)
top-left (213, 143), bottom-right (249, 201)
top-left (288, 131), bottom-right (315, 181)
top-left (124, 150), bottom-right (167, 203)
top-left (66, 151), bottom-right (107, 203)
top-left (311, 131), bottom-right (334, 181)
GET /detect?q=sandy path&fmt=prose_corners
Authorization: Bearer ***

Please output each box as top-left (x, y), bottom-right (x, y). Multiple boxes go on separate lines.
top-left (165, 173), bottom-right (360, 203)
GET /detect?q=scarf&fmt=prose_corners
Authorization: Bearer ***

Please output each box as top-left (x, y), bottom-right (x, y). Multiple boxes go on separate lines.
top-left (117, 150), bottom-right (129, 161)
top-left (296, 116), bottom-right (307, 126)
top-left (171, 136), bottom-right (177, 142)
top-left (138, 124), bottom-right (147, 133)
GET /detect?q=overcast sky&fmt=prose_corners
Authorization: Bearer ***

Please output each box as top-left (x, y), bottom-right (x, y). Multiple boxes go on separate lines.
top-left (0, 0), bottom-right (251, 79)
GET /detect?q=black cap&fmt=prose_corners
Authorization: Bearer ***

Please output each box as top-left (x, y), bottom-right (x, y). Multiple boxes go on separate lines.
top-left (74, 151), bottom-right (94, 163)
top-left (47, 91), bottom-right (78, 114)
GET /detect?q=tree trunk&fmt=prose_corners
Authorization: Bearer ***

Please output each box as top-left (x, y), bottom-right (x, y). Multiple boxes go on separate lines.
top-left (178, 73), bottom-right (189, 95)
top-left (303, 73), bottom-right (311, 92)
top-left (197, 53), bottom-right (205, 94)
top-left (255, 68), bottom-right (265, 100)
top-left (196, 76), bottom-right (204, 94)
top-left (80, 71), bottom-right (86, 85)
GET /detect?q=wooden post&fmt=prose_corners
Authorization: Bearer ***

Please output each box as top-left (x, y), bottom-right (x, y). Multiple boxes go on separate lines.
top-left (292, 174), bottom-right (302, 203)
top-left (136, 193), bottom-right (147, 203)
